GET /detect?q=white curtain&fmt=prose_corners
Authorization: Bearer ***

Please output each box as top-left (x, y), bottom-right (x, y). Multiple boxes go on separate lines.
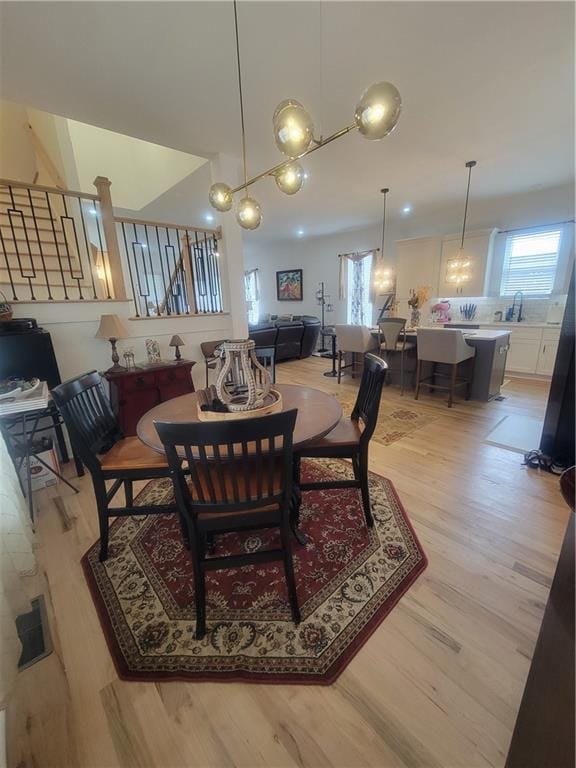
top-left (338, 250), bottom-right (379, 303)
top-left (0, 433), bottom-right (37, 709)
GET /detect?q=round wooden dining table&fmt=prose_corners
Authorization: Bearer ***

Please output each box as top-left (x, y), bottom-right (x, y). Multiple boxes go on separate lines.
top-left (136, 383), bottom-right (342, 455)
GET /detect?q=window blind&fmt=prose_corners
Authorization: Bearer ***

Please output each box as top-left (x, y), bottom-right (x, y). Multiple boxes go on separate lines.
top-left (500, 229), bottom-right (562, 296)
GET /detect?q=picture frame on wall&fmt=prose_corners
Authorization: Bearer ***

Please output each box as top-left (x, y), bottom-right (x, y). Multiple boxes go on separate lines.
top-left (276, 269), bottom-right (303, 301)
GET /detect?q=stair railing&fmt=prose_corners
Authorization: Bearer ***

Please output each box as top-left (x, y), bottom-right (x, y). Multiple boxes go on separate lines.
top-left (114, 215), bottom-right (223, 318)
top-left (0, 176), bottom-right (125, 302)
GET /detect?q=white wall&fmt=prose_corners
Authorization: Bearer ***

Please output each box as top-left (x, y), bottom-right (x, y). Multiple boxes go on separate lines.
top-left (0, 101), bottom-right (37, 181)
top-left (9, 300), bottom-right (231, 389)
top-left (244, 224), bottom-right (383, 325)
top-left (244, 183), bottom-right (574, 322)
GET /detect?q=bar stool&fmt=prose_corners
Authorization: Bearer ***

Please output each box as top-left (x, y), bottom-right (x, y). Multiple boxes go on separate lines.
top-left (335, 325), bottom-right (378, 384)
top-left (414, 328), bottom-right (475, 408)
top-left (377, 317), bottom-right (415, 395)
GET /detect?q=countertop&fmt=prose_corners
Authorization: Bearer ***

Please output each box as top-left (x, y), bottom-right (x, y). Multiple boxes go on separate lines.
top-left (403, 328), bottom-right (510, 341)
top-left (438, 321), bottom-right (562, 329)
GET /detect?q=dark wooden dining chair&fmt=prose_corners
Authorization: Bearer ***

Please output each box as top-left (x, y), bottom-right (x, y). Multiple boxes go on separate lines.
top-left (254, 346), bottom-right (276, 384)
top-left (155, 409), bottom-right (300, 639)
top-left (51, 370), bottom-right (178, 562)
top-left (296, 354), bottom-right (387, 528)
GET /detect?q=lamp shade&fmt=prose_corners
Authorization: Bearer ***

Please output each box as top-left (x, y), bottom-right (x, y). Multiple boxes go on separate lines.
top-left (95, 314), bottom-right (128, 340)
top-left (169, 334), bottom-right (185, 347)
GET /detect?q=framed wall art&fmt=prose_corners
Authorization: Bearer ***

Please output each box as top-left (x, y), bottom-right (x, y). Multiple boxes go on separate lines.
top-left (276, 269), bottom-right (303, 301)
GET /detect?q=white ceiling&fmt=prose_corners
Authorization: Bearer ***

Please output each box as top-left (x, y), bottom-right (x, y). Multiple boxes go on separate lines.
top-left (1, 1), bottom-right (574, 242)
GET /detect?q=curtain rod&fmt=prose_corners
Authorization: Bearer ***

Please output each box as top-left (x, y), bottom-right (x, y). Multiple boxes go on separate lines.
top-left (338, 248), bottom-right (380, 258)
top-left (498, 219), bottom-right (574, 235)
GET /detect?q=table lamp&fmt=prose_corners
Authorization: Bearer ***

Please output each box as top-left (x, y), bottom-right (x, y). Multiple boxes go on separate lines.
top-left (95, 314), bottom-right (129, 372)
top-left (169, 334), bottom-right (185, 361)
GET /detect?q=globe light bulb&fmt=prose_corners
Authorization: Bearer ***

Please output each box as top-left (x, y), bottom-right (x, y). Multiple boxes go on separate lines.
top-left (355, 82), bottom-right (402, 140)
top-left (236, 196), bottom-right (262, 230)
top-left (209, 182), bottom-right (233, 212)
top-left (275, 161), bottom-right (305, 195)
top-left (273, 99), bottom-right (314, 158)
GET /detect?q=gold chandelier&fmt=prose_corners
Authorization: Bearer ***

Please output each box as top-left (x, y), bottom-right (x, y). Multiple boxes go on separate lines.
top-left (209, 1), bottom-right (402, 230)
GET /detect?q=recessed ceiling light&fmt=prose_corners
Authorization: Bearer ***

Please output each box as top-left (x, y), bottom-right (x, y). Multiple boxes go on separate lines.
top-left (296, 228), bottom-right (305, 237)
top-left (402, 204), bottom-right (412, 214)
top-left (204, 212), bottom-right (215, 223)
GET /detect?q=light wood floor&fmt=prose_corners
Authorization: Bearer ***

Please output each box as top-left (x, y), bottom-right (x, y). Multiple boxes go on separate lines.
top-left (8, 358), bottom-right (569, 768)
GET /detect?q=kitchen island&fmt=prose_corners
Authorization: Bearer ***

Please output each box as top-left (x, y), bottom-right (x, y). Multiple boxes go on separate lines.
top-left (373, 327), bottom-right (511, 401)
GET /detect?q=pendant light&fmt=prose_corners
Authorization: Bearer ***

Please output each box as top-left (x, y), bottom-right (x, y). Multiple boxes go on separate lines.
top-left (447, 160), bottom-right (476, 286)
top-left (209, 3), bottom-right (402, 229)
top-left (373, 188), bottom-right (394, 293)
top-left (232, 0), bottom-right (262, 230)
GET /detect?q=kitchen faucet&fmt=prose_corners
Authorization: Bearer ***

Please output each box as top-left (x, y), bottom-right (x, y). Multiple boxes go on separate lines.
top-left (506, 291), bottom-right (524, 322)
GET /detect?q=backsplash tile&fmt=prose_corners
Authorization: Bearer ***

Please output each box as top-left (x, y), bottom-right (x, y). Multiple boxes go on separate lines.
top-left (429, 295), bottom-right (567, 324)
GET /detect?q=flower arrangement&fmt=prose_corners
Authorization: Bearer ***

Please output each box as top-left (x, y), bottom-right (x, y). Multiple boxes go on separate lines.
top-left (407, 285), bottom-right (430, 328)
top-left (407, 285), bottom-right (430, 309)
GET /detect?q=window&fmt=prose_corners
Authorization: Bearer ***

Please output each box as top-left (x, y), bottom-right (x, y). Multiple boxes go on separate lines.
top-left (347, 254), bottom-right (373, 324)
top-left (499, 228), bottom-right (563, 296)
top-left (244, 269), bottom-right (259, 324)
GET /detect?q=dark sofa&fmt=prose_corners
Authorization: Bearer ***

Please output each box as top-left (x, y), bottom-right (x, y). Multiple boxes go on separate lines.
top-left (248, 315), bottom-right (321, 361)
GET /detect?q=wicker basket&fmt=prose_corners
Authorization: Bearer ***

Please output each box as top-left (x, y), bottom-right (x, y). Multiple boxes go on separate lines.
top-left (197, 390), bottom-right (283, 421)
top-left (0, 291), bottom-right (13, 320)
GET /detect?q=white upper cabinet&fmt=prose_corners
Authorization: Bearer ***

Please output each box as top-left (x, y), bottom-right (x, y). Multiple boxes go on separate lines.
top-left (395, 236), bottom-right (442, 316)
top-left (438, 229), bottom-right (498, 298)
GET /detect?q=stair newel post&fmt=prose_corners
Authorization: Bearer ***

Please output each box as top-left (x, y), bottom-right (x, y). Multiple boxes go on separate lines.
top-left (93, 176), bottom-right (127, 300)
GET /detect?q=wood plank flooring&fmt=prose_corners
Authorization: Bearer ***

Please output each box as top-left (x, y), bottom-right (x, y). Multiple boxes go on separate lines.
top-left (7, 358), bottom-right (569, 768)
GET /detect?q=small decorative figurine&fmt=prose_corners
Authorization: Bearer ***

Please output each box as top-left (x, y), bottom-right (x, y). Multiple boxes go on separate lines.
top-left (145, 338), bottom-right (161, 364)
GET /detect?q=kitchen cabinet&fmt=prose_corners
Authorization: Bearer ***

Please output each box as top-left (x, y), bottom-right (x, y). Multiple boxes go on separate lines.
top-left (395, 236), bottom-right (441, 316)
top-left (438, 229), bottom-right (498, 298)
top-left (536, 330), bottom-right (561, 375)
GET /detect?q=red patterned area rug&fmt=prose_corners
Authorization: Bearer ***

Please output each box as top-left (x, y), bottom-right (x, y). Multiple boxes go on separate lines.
top-left (82, 459), bottom-right (427, 684)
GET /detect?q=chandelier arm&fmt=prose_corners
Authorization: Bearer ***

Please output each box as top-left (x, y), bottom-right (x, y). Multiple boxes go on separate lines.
top-left (229, 122), bottom-right (356, 195)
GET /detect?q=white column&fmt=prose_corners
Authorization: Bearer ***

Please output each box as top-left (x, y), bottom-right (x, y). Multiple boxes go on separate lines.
top-left (211, 153), bottom-right (248, 338)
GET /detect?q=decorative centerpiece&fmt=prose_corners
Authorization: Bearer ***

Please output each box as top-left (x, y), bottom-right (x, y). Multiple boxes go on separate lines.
top-left (197, 339), bottom-right (281, 420)
top-left (407, 285), bottom-right (430, 328)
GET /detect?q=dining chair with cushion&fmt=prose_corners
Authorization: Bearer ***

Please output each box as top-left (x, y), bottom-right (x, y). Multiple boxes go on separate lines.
top-left (377, 317), bottom-right (415, 395)
top-left (155, 409), bottom-right (300, 639)
top-left (335, 324), bottom-right (378, 383)
top-left (296, 354), bottom-right (387, 529)
top-left (51, 370), bottom-right (178, 562)
top-left (414, 328), bottom-right (476, 407)
top-left (200, 339), bottom-right (227, 388)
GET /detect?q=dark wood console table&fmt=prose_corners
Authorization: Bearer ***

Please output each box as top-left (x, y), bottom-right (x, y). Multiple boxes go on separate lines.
top-left (104, 361), bottom-right (195, 435)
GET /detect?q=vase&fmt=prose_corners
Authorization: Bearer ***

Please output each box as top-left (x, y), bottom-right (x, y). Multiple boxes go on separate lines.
top-left (410, 308), bottom-right (421, 328)
top-left (215, 339), bottom-right (271, 412)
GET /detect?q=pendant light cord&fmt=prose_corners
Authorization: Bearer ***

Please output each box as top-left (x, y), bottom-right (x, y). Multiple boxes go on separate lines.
top-left (380, 187), bottom-right (389, 258)
top-left (460, 160), bottom-right (476, 249)
top-left (233, 0), bottom-right (248, 192)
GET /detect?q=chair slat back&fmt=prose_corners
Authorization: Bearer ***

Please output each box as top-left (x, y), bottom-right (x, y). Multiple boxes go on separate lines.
top-left (254, 346), bottom-right (276, 384)
top-left (351, 354), bottom-right (388, 444)
top-left (155, 409), bottom-right (297, 516)
top-left (51, 370), bottom-right (122, 472)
